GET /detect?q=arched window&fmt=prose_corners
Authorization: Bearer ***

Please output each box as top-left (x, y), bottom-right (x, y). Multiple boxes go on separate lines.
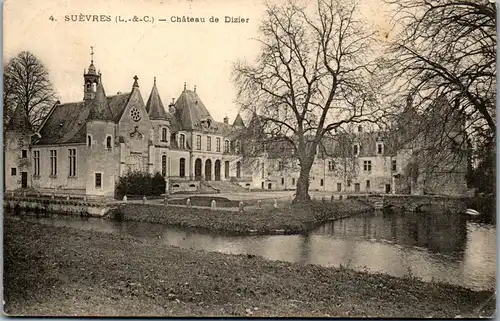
top-left (179, 158), bottom-right (186, 177)
top-left (106, 136), bottom-right (112, 150)
top-left (87, 135), bottom-right (92, 147)
top-left (91, 82), bottom-right (97, 92)
top-left (236, 161), bottom-right (241, 178)
top-left (224, 140), bottom-right (230, 153)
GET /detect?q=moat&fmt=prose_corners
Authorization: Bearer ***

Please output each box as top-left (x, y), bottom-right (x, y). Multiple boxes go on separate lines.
top-left (12, 209), bottom-right (496, 291)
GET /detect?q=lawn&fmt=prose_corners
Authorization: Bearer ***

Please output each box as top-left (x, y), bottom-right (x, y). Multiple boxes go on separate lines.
top-left (109, 199), bottom-right (373, 235)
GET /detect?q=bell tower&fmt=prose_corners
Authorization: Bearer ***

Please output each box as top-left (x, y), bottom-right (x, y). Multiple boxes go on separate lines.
top-left (83, 46), bottom-right (101, 100)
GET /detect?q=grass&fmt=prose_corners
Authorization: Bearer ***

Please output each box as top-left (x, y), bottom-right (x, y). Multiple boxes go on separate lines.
top-left (108, 199), bottom-right (373, 235)
top-left (3, 218), bottom-right (495, 317)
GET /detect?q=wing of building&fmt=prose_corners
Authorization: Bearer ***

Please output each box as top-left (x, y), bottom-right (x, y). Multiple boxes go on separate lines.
top-left (4, 58), bottom-right (469, 197)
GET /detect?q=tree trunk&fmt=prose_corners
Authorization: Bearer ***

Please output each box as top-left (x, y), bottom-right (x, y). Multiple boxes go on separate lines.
top-left (293, 163), bottom-right (313, 204)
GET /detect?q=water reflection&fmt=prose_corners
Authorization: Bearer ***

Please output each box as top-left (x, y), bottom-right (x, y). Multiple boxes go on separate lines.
top-left (12, 209), bottom-right (495, 291)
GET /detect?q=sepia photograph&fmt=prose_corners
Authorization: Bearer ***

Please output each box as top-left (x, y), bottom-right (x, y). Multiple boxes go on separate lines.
top-left (2, 0), bottom-right (496, 317)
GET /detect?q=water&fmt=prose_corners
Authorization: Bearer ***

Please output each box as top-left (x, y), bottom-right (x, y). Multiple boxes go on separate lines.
top-left (12, 210), bottom-right (496, 291)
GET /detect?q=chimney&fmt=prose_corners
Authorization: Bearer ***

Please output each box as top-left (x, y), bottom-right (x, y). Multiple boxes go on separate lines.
top-left (169, 98), bottom-right (176, 114)
top-left (223, 116), bottom-right (229, 125)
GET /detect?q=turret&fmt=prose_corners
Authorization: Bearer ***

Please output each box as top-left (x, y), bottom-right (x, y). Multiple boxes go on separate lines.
top-left (83, 46), bottom-right (101, 101)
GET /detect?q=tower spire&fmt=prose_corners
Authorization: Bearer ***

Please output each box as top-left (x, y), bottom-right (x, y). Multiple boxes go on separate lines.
top-left (90, 46), bottom-right (94, 64)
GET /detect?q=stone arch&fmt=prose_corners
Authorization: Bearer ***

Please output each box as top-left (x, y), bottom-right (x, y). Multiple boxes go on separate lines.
top-left (205, 159), bottom-right (212, 181)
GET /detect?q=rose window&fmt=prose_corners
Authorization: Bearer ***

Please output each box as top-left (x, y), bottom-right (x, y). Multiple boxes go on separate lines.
top-left (130, 107), bottom-right (141, 122)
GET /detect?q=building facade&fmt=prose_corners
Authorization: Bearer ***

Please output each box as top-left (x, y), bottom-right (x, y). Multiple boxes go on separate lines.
top-left (4, 58), bottom-right (469, 197)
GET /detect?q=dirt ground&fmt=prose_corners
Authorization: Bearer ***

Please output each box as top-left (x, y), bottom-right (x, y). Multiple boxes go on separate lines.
top-left (3, 218), bottom-right (495, 317)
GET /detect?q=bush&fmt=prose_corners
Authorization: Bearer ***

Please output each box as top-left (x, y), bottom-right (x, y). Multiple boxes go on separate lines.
top-left (115, 171), bottom-right (166, 199)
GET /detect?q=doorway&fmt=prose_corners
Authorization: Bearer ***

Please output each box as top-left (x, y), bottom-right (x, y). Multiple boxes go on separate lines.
top-left (205, 159), bottom-right (212, 181)
top-left (214, 160), bottom-right (221, 181)
top-left (194, 158), bottom-right (202, 180)
top-left (21, 172), bottom-right (28, 188)
top-left (354, 183), bottom-right (360, 192)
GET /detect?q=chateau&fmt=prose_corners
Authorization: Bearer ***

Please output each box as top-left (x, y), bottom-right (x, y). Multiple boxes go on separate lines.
top-left (4, 57), bottom-right (469, 198)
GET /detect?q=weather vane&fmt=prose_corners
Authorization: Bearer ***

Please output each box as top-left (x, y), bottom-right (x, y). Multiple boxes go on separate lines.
top-left (90, 46), bottom-right (94, 63)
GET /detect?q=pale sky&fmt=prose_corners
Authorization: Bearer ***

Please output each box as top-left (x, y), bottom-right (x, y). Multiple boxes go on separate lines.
top-left (4, 0), bottom-right (391, 124)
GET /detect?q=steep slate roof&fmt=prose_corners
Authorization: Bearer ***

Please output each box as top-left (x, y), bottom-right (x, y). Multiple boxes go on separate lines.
top-left (7, 104), bottom-right (31, 132)
top-left (107, 92), bottom-right (131, 122)
top-left (36, 102), bottom-right (90, 145)
top-left (88, 79), bottom-right (114, 121)
top-left (146, 80), bottom-right (168, 120)
top-left (233, 113), bottom-right (245, 127)
top-left (174, 89), bottom-right (213, 130)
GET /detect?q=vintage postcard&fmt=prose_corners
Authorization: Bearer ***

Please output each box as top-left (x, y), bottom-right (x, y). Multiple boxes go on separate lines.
top-left (3, 0), bottom-right (496, 317)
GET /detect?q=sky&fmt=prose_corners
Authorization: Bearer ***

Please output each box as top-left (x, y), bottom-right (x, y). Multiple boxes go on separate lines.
top-left (4, 0), bottom-right (391, 124)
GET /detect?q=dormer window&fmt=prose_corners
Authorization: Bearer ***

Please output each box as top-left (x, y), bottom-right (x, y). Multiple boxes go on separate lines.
top-left (377, 142), bottom-right (383, 155)
top-left (353, 144), bottom-right (359, 156)
top-left (328, 160), bottom-right (334, 171)
top-left (278, 160), bottom-right (286, 171)
top-left (180, 134), bottom-right (185, 149)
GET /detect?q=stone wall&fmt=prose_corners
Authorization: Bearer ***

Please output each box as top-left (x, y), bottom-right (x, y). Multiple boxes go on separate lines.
top-left (4, 196), bottom-right (116, 217)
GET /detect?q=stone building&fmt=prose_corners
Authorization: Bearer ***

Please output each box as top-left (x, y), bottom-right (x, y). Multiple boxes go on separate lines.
top-left (4, 58), bottom-right (247, 197)
top-left (3, 58), bottom-right (469, 197)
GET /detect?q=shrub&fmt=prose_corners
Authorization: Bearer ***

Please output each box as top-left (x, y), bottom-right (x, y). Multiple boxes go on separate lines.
top-left (115, 171), bottom-right (166, 199)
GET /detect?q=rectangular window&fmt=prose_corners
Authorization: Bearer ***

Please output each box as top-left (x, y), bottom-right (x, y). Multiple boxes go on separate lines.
top-left (68, 149), bottom-right (77, 177)
top-left (377, 143), bottom-right (383, 154)
top-left (281, 177), bottom-right (284, 185)
top-left (366, 180), bottom-right (371, 190)
top-left (50, 150), bottom-right (58, 177)
top-left (33, 151), bottom-right (40, 176)
top-left (216, 138), bottom-right (221, 152)
top-left (21, 150), bottom-right (27, 158)
top-left (328, 160), bottom-right (334, 171)
top-left (320, 179), bottom-right (324, 187)
top-left (363, 160), bottom-right (372, 172)
top-left (392, 159), bottom-right (397, 171)
top-left (162, 155), bottom-right (167, 177)
top-left (161, 128), bottom-right (167, 142)
top-left (224, 140), bottom-right (230, 153)
top-left (337, 183), bottom-right (342, 192)
top-left (207, 136), bottom-right (211, 151)
top-left (292, 178), bottom-right (295, 185)
top-left (95, 173), bottom-right (102, 189)
top-left (353, 144), bottom-right (359, 155)
top-left (179, 134), bottom-right (185, 149)
top-left (11, 168), bottom-right (16, 176)
top-left (196, 135), bottom-right (201, 150)
top-left (278, 161), bottom-right (284, 171)
top-left (347, 180), bottom-right (351, 187)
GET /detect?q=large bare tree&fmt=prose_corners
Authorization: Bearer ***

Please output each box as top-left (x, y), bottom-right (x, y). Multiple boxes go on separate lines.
top-left (233, 0), bottom-right (384, 203)
top-left (383, 0), bottom-right (496, 140)
top-left (3, 51), bottom-right (57, 131)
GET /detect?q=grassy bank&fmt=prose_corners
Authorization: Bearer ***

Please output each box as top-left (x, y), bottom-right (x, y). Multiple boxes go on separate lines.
top-left (3, 218), bottom-right (494, 317)
top-left (109, 199), bottom-right (372, 235)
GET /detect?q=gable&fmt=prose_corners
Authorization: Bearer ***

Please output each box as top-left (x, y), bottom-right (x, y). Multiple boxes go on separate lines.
top-left (117, 87), bottom-right (153, 140)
